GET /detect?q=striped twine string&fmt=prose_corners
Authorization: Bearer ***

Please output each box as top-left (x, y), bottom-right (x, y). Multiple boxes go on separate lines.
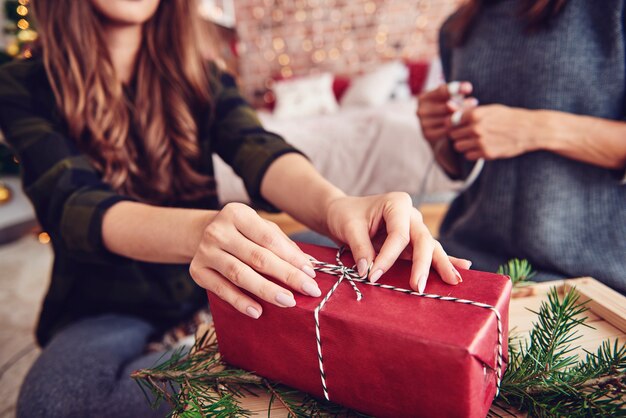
top-left (310, 247), bottom-right (504, 402)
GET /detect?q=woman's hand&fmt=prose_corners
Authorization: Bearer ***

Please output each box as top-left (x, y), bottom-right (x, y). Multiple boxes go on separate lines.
top-left (448, 104), bottom-right (541, 161)
top-left (325, 193), bottom-right (471, 293)
top-left (189, 202), bottom-right (322, 319)
top-left (417, 81), bottom-right (477, 143)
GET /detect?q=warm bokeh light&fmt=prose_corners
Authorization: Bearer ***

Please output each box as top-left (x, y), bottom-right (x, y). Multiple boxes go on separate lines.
top-left (272, 37), bottom-right (285, 51)
top-left (6, 42), bottom-right (20, 56)
top-left (295, 10), bottom-right (306, 22)
top-left (278, 54), bottom-right (290, 66)
top-left (328, 48), bottom-right (340, 60)
top-left (280, 66), bottom-right (293, 78)
top-left (17, 29), bottom-right (38, 42)
top-left (0, 184), bottom-right (11, 205)
top-left (17, 18), bottom-right (30, 30)
top-left (38, 232), bottom-right (51, 245)
top-left (271, 9), bottom-right (284, 22)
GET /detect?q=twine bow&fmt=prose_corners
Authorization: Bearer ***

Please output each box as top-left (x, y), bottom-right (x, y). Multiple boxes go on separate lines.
top-left (310, 247), bottom-right (505, 402)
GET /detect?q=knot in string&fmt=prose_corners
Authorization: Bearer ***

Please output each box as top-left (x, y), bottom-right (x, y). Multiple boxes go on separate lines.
top-left (310, 246), bottom-right (366, 302)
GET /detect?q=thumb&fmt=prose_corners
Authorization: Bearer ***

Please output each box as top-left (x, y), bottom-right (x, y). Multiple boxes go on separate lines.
top-left (422, 83), bottom-right (453, 102)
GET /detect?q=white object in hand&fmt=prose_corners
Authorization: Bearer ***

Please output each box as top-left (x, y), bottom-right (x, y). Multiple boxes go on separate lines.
top-left (447, 82), bottom-right (485, 189)
top-left (451, 110), bottom-right (463, 127)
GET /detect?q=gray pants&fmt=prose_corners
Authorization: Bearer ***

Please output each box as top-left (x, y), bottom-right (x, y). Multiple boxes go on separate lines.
top-left (18, 315), bottom-right (173, 418)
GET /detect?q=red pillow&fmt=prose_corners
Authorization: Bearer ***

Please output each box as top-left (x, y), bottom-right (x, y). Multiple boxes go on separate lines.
top-left (332, 76), bottom-right (351, 102)
top-left (404, 59), bottom-right (430, 95)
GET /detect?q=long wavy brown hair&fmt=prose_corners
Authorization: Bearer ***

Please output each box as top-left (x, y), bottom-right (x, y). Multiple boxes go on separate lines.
top-left (448, 0), bottom-right (568, 46)
top-left (32, 0), bottom-right (215, 204)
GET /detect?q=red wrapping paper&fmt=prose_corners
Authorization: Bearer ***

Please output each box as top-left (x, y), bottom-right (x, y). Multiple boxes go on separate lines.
top-left (208, 243), bottom-right (511, 418)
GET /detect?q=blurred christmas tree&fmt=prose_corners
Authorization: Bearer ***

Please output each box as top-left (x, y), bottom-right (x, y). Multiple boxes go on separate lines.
top-left (3, 0), bottom-right (37, 59)
top-left (1, 0), bottom-right (35, 174)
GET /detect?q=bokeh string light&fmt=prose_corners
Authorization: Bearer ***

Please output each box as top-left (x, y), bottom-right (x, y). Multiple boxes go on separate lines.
top-left (235, 0), bottom-right (461, 105)
top-left (5, 0), bottom-right (38, 57)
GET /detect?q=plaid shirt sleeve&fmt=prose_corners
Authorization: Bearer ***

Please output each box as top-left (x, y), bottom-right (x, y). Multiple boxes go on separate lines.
top-left (0, 61), bottom-right (135, 262)
top-left (209, 67), bottom-right (305, 210)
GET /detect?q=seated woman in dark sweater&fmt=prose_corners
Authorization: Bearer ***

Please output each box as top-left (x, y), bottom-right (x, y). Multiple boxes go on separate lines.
top-left (0, 0), bottom-right (470, 416)
top-left (418, 0), bottom-right (626, 293)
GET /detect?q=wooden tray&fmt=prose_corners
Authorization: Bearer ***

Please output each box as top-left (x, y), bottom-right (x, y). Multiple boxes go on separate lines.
top-left (216, 277), bottom-right (626, 417)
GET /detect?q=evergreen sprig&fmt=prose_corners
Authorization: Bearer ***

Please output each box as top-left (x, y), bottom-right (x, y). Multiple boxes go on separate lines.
top-left (132, 328), bottom-right (369, 417)
top-left (493, 287), bottom-right (626, 417)
top-left (131, 329), bottom-right (260, 417)
top-left (497, 258), bottom-right (535, 286)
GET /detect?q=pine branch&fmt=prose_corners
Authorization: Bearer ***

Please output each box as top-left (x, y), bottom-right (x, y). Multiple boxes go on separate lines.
top-left (495, 286), bottom-right (626, 417)
top-left (131, 368), bottom-right (263, 386)
top-left (524, 371), bottom-right (626, 396)
top-left (132, 328), bottom-right (260, 417)
top-left (497, 258), bottom-right (535, 286)
top-left (264, 380), bottom-right (300, 417)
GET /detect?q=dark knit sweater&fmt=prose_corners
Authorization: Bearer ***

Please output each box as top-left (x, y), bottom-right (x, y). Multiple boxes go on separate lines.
top-left (438, 0), bottom-right (626, 293)
top-left (0, 58), bottom-right (302, 345)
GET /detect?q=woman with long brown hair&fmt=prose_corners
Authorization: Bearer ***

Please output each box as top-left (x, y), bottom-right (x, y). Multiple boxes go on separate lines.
top-left (0, 0), bottom-right (470, 416)
top-left (417, 0), bottom-right (626, 292)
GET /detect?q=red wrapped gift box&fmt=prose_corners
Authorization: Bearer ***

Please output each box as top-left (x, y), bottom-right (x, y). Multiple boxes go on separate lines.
top-left (208, 243), bottom-right (511, 418)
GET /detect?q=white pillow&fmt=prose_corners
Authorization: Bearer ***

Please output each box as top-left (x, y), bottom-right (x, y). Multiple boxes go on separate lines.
top-left (340, 61), bottom-right (408, 107)
top-left (273, 73), bottom-right (339, 119)
top-left (422, 57), bottom-right (445, 93)
top-left (391, 81), bottom-right (412, 101)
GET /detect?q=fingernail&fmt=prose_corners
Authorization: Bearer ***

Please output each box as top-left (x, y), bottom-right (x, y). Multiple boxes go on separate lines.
top-left (447, 81), bottom-right (460, 96)
top-left (302, 265), bottom-right (316, 278)
top-left (446, 100), bottom-right (459, 110)
top-left (468, 98), bottom-right (479, 107)
top-left (357, 258), bottom-right (368, 276)
top-left (453, 267), bottom-right (463, 283)
top-left (275, 292), bottom-right (296, 307)
top-left (302, 281), bottom-right (322, 297)
top-left (370, 269), bottom-right (383, 283)
top-left (417, 274), bottom-right (428, 294)
top-left (246, 306), bottom-right (261, 319)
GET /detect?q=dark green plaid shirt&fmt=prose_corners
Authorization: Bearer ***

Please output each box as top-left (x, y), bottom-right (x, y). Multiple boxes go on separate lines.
top-left (0, 58), bottom-right (301, 346)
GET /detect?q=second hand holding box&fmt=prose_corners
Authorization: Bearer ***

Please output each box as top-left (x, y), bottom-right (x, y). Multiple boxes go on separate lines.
top-left (208, 243), bottom-right (512, 417)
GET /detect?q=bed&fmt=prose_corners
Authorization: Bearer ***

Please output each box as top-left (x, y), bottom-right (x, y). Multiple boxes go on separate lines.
top-left (213, 97), bottom-right (461, 207)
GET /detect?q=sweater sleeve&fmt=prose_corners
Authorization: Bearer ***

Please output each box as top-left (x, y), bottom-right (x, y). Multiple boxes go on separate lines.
top-left (209, 67), bottom-right (306, 211)
top-left (0, 62), bottom-right (135, 262)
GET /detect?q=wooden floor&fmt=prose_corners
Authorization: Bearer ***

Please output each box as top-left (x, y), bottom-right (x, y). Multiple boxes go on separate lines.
top-left (0, 202), bottom-right (448, 417)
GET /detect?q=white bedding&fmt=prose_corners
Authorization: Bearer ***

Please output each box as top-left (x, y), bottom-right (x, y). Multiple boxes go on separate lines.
top-left (213, 98), bottom-right (460, 206)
